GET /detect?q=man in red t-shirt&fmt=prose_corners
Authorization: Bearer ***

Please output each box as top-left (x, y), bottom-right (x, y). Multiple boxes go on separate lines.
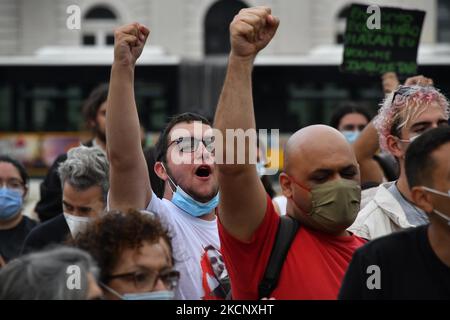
top-left (213, 6), bottom-right (366, 300)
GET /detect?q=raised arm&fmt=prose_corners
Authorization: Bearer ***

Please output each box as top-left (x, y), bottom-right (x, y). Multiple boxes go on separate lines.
top-left (106, 23), bottom-right (152, 211)
top-left (353, 72), bottom-right (399, 184)
top-left (214, 7), bottom-right (279, 241)
top-left (353, 121), bottom-right (384, 184)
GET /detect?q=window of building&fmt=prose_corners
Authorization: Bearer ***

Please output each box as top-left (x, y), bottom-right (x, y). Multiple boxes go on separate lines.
top-left (82, 5), bottom-right (118, 46)
top-left (438, 0), bottom-right (450, 42)
top-left (204, 0), bottom-right (248, 55)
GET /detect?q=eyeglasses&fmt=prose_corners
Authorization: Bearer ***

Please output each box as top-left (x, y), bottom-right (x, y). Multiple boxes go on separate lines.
top-left (0, 178), bottom-right (25, 194)
top-left (341, 124), bottom-right (366, 132)
top-left (105, 268), bottom-right (180, 291)
top-left (168, 136), bottom-right (215, 153)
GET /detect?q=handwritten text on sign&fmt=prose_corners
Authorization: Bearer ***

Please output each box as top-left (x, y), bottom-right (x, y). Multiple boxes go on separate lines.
top-left (341, 4), bottom-right (426, 76)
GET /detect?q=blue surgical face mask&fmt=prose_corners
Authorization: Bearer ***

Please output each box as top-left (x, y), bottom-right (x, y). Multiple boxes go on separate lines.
top-left (0, 188), bottom-right (23, 221)
top-left (162, 163), bottom-right (219, 217)
top-left (101, 283), bottom-right (175, 300)
top-left (121, 290), bottom-right (175, 300)
top-left (341, 130), bottom-right (361, 144)
top-left (171, 184), bottom-right (219, 217)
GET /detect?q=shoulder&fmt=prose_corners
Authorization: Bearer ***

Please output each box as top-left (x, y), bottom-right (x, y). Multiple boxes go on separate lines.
top-left (29, 214), bottom-right (67, 236)
top-left (353, 184), bottom-right (395, 227)
top-left (355, 226), bottom-right (422, 259)
top-left (219, 194), bottom-right (279, 245)
top-left (23, 215), bottom-right (69, 252)
top-left (349, 199), bottom-right (385, 237)
top-left (52, 153), bottom-right (68, 167)
top-left (22, 216), bottom-right (38, 229)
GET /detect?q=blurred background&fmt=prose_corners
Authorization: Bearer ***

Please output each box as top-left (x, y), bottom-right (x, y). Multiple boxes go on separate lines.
top-left (0, 0), bottom-right (449, 212)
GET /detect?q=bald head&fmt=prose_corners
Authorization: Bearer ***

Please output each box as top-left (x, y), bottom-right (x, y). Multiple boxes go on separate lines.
top-left (284, 125), bottom-right (357, 173)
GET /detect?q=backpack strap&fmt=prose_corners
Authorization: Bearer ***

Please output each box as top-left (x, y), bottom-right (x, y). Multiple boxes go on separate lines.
top-left (258, 215), bottom-right (300, 299)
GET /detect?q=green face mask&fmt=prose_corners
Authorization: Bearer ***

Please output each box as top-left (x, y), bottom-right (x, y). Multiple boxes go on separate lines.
top-left (289, 178), bottom-right (361, 232)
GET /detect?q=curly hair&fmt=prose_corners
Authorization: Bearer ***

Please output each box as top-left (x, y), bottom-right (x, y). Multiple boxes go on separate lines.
top-left (374, 85), bottom-right (449, 151)
top-left (68, 210), bottom-right (172, 283)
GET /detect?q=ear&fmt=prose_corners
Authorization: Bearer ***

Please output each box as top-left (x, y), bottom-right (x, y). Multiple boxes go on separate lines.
top-left (88, 119), bottom-right (96, 130)
top-left (411, 186), bottom-right (434, 213)
top-left (22, 185), bottom-right (28, 200)
top-left (154, 161), bottom-right (168, 181)
top-left (279, 173), bottom-right (293, 198)
top-left (386, 134), bottom-right (405, 159)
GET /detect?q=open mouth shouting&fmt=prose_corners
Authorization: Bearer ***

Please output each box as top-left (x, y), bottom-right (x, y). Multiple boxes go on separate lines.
top-left (194, 164), bottom-right (213, 180)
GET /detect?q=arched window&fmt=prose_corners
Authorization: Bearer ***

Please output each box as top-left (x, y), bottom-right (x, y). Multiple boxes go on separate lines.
top-left (85, 6), bottom-right (117, 19)
top-left (82, 5), bottom-right (118, 46)
top-left (204, 0), bottom-right (248, 55)
top-left (438, 0), bottom-right (450, 42)
top-left (335, 5), bottom-right (351, 44)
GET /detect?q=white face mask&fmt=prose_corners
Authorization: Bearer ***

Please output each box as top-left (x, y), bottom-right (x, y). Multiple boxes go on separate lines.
top-left (422, 187), bottom-right (450, 226)
top-left (63, 213), bottom-right (93, 238)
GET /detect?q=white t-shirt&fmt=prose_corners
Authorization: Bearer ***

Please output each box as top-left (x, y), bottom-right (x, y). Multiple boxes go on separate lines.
top-left (146, 192), bottom-right (224, 300)
top-left (272, 195), bottom-right (287, 216)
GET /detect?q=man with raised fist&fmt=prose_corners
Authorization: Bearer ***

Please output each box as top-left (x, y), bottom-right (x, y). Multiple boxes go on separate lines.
top-left (214, 7), bottom-right (366, 299)
top-left (106, 23), bottom-right (228, 300)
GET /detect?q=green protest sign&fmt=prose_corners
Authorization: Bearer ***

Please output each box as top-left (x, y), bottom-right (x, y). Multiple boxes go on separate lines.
top-left (341, 4), bottom-right (426, 76)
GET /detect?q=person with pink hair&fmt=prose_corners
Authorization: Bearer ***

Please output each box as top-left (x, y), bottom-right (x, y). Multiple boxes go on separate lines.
top-left (349, 75), bottom-right (450, 240)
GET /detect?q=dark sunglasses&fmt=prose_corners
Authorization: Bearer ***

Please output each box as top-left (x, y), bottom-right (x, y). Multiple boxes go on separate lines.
top-left (168, 136), bottom-right (215, 153)
top-left (390, 85), bottom-right (415, 105)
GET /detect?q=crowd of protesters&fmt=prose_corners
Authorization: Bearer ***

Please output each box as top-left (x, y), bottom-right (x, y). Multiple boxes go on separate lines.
top-left (0, 6), bottom-right (449, 300)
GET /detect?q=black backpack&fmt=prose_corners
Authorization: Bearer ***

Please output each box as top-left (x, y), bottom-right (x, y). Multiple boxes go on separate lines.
top-left (258, 215), bottom-right (300, 299)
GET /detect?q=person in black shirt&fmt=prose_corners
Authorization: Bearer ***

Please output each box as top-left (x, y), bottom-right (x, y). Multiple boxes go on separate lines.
top-left (0, 156), bottom-right (37, 263)
top-left (339, 126), bottom-right (450, 299)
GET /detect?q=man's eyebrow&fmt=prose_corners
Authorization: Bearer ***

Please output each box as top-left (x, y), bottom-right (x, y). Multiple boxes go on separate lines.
top-left (410, 121), bottom-right (432, 130)
top-left (309, 169), bottom-right (333, 176)
top-left (341, 165), bottom-right (358, 171)
top-left (62, 200), bottom-right (72, 207)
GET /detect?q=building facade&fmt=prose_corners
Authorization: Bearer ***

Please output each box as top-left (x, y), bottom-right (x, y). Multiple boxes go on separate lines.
top-left (0, 0), bottom-right (444, 58)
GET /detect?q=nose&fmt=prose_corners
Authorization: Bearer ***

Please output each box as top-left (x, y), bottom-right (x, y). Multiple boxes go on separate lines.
top-left (431, 122), bottom-right (440, 129)
top-left (153, 278), bottom-right (169, 292)
top-left (195, 141), bottom-right (214, 163)
top-left (331, 172), bottom-right (343, 181)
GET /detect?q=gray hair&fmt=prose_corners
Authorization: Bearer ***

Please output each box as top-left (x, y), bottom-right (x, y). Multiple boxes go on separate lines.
top-left (58, 146), bottom-right (109, 204)
top-left (0, 246), bottom-right (99, 300)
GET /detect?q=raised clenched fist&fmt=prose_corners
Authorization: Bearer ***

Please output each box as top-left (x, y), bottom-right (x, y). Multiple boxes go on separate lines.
top-left (229, 6), bottom-right (279, 60)
top-left (404, 75), bottom-right (434, 87)
top-left (113, 23), bottom-right (150, 67)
